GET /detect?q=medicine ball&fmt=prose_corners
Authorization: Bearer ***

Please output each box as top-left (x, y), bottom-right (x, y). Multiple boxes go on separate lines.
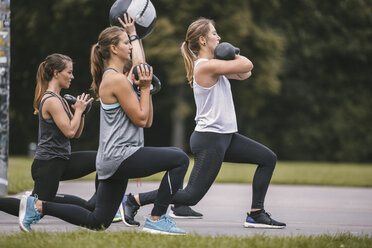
top-left (109, 0), bottom-right (156, 39)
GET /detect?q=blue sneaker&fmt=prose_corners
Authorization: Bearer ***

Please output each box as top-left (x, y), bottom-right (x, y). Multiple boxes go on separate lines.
top-left (19, 194), bottom-right (42, 232)
top-left (112, 211), bottom-right (122, 223)
top-left (142, 214), bottom-right (186, 235)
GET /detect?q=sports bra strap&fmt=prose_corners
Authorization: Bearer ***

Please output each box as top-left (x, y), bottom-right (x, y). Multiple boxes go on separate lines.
top-left (103, 68), bottom-right (119, 78)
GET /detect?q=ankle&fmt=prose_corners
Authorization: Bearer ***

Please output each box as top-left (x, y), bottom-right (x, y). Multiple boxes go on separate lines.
top-left (250, 209), bottom-right (263, 215)
top-left (251, 208), bottom-right (261, 212)
top-left (134, 195), bottom-right (141, 206)
top-left (150, 216), bottom-right (160, 221)
top-left (35, 200), bottom-right (43, 214)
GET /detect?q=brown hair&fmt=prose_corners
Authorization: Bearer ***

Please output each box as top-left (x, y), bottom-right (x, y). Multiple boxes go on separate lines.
top-left (90, 26), bottom-right (126, 97)
top-left (181, 17), bottom-right (215, 87)
top-left (33, 53), bottom-right (72, 114)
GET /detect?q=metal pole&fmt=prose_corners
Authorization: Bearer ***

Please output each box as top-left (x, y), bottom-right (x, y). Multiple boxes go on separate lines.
top-left (0, 0), bottom-right (10, 196)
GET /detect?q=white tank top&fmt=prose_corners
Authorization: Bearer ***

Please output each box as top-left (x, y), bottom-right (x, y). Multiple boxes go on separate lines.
top-left (192, 59), bottom-right (238, 133)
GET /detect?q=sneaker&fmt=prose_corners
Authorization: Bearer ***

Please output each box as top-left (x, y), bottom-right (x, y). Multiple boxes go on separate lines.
top-left (142, 214), bottom-right (186, 235)
top-left (112, 211), bottom-right (122, 223)
top-left (19, 194), bottom-right (42, 232)
top-left (169, 205), bottom-right (203, 219)
top-left (244, 209), bottom-right (286, 229)
top-left (119, 194), bottom-right (140, 227)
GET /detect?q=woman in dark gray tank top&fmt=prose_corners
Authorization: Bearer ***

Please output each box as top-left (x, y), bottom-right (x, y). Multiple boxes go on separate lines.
top-left (0, 54), bottom-right (99, 223)
top-left (21, 15), bottom-right (189, 235)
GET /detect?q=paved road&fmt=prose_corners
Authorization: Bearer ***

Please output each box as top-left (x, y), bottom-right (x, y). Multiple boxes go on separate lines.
top-left (1, 181), bottom-right (372, 236)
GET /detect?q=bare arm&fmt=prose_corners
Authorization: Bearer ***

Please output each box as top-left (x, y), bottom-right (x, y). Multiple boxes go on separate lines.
top-left (118, 13), bottom-right (152, 127)
top-left (196, 55), bottom-right (253, 87)
top-left (145, 94), bottom-right (153, 127)
top-left (118, 14), bottom-right (145, 67)
top-left (74, 116), bottom-right (85, 138)
top-left (44, 94), bottom-right (92, 139)
top-left (104, 66), bottom-right (153, 127)
top-left (225, 71), bottom-right (252, 80)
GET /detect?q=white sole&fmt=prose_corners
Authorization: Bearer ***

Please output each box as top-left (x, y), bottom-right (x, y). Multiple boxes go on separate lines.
top-left (169, 212), bottom-right (203, 219)
top-left (119, 204), bottom-right (139, 227)
top-left (142, 227), bottom-right (185, 235)
top-left (244, 222), bottom-right (285, 229)
top-left (18, 195), bottom-right (29, 232)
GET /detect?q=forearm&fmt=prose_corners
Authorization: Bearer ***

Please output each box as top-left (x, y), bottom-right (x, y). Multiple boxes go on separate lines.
top-left (64, 111), bottom-right (83, 138)
top-left (131, 39), bottom-right (145, 65)
top-left (226, 71), bottom-right (252, 80)
top-left (137, 88), bottom-right (151, 126)
top-left (145, 95), bottom-right (153, 127)
top-left (74, 116), bottom-right (85, 138)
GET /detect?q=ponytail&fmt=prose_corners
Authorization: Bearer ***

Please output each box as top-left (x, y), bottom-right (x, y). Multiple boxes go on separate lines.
top-left (90, 44), bottom-right (104, 97)
top-left (181, 41), bottom-right (196, 87)
top-left (33, 62), bottom-right (47, 114)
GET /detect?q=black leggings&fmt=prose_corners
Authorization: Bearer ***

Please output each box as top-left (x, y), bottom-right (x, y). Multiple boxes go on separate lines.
top-left (0, 151), bottom-right (98, 216)
top-left (139, 132), bottom-right (277, 209)
top-left (42, 147), bottom-right (188, 230)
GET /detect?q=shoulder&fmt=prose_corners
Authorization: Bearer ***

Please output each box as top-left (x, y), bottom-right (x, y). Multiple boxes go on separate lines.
top-left (99, 72), bottom-right (133, 99)
top-left (102, 72), bottom-right (130, 88)
top-left (42, 95), bottom-right (66, 115)
top-left (42, 95), bottom-right (61, 107)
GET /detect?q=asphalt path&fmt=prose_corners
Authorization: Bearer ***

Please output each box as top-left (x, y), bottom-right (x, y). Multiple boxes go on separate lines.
top-left (1, 181), bottom-right (372, 236)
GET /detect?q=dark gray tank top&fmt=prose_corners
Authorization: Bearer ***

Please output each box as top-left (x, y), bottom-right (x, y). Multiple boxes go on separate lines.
top-left (34, 91), bottom-right (72, 160)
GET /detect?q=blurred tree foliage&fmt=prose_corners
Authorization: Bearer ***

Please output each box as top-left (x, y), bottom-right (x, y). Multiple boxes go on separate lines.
top-left (9, 0), bottom-right (372, 162)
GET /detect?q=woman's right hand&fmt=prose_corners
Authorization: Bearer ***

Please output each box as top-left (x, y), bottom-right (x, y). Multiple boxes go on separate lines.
top-left (118, 13), bottom-right (137, 36)
top-left (132, 64), bottom-right (153, 90)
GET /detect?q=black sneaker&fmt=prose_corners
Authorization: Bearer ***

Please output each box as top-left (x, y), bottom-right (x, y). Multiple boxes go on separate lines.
top-left (119, 194), bottom-right (140, 227)
top-left (169, 205), bottom-right (203, 219)
top-left (244, 209), bottom-right (286, 229)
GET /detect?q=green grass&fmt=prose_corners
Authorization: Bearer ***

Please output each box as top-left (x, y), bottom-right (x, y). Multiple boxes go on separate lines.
top-left (0, 231), bottom-right (371, 248)
top-left (6, 156), bottom-right (372, 195)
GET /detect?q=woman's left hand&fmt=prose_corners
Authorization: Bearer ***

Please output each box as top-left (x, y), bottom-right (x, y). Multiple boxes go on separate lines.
top-left (71, 93), bottom-right (93, 113)
top-left (118, 13), bottom-right (137, 36)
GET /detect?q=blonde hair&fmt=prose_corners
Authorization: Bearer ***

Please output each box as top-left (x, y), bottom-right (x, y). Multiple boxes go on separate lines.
top-left (90, 26), bottom-right (126, 97)
top-left (33, 53), bottom-right (72, 114)
top-left (181, 18), bottom-right (215, 87)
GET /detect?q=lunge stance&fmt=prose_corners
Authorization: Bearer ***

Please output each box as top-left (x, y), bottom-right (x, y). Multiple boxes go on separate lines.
top-left (124, 18), bottom-right (286, 229)
top-left (19, 15), bottom-right (188, 235)
top-left (0, 53), bottom-right (97, 228)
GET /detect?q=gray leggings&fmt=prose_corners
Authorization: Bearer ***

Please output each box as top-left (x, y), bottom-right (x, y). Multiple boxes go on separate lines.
top-left (139, 131), bottom-right (277, 209)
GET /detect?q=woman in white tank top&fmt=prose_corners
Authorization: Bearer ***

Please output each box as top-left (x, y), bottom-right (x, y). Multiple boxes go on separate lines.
top-left (159, 17), bottom-right (285, 228)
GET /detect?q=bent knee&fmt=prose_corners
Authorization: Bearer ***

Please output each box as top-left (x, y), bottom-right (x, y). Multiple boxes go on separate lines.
top-left (265, 151), bottom-right (277, 168)
top-left (172, 147), bottom-right (190, 167)
top-left (87, 215), bottom-right (112, 231)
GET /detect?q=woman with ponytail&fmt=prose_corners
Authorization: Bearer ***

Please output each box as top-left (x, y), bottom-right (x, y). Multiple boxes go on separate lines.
top-left (20, 14), bottom-right (188, 235)
top-left (126, 18), bottom-right (286, 229)
top-left (0, 53), bottom-right (99, 228)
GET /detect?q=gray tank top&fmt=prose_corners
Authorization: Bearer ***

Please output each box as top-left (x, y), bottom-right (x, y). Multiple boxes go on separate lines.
top-left (34, 91), bottom-right (72, 160)
top-left (96, 69), bottom-right (144, 179)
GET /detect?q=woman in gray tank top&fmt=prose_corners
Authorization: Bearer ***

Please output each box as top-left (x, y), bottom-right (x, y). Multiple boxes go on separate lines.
top-left (1, 54), bottom-right (99, 227)
top-left (20, 14), bottom-right (189, 235)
